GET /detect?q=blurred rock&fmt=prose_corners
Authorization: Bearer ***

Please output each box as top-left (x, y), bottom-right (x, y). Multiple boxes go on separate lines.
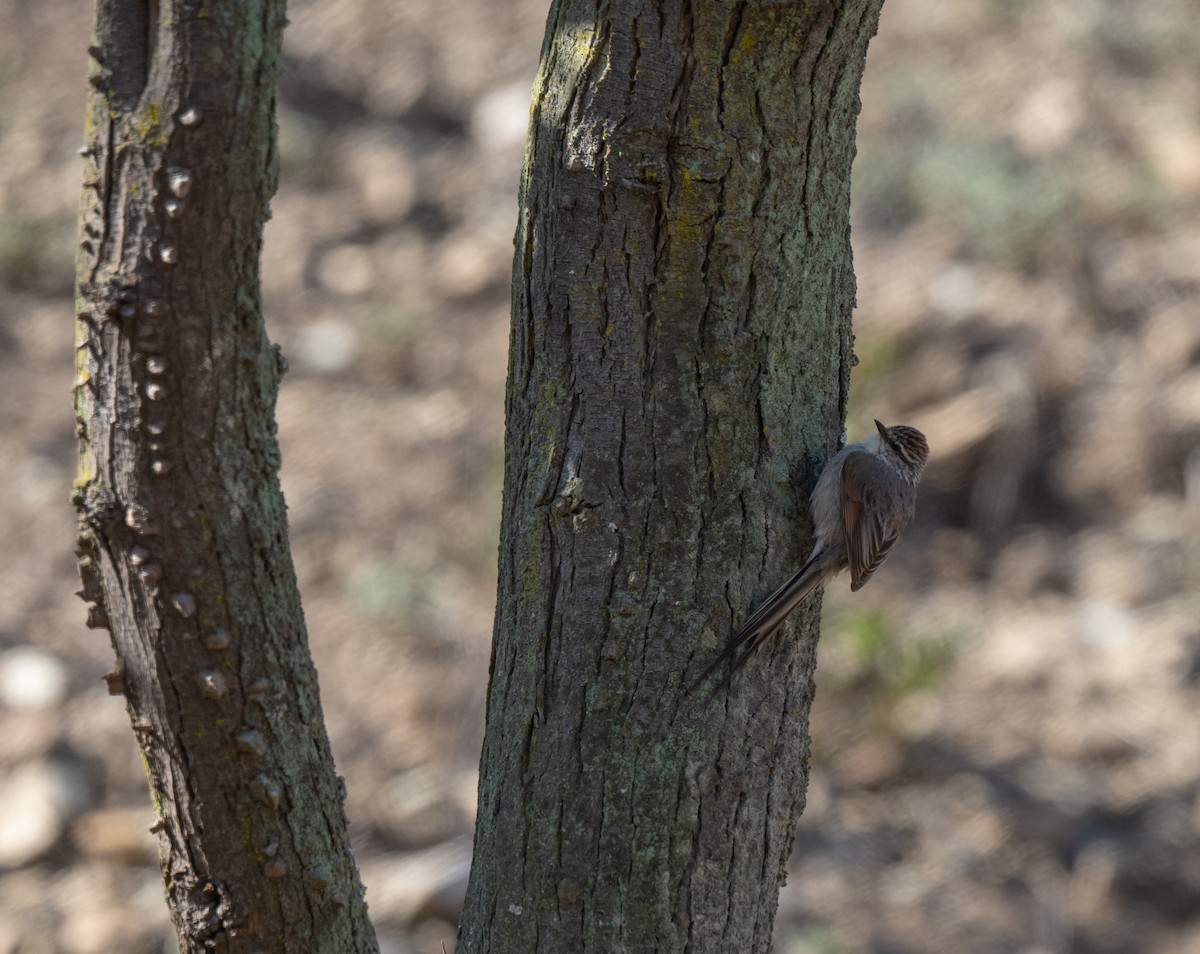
top-left (1142, 299), bottom-right (1200, 373)
top-left (471, 81), bottom-right (531, 152)
top-left (0, 757), bottom-right (90, 869)
top-left (1011, 77), bottom-right (1083, 155)
top-left (1166, 367), bottom-right (1200, 427)
top-left (432, 231), bottom-right (503, 299)
top-left (264, 193), bottom-right (360, 296)
top-left (1141, 112), bottom-right (1200, 196)
top-left (360, 837), bottom-right (471, 925)
top-left (1075, 600), bottom-right (1138, 651)
top-left (343, 130), bottom-right (418, 225)
top-left (976, 598), bottom-right (1072, 680)
top-left (926, 261), bottom-right (981, 318)
top-left (315, 244), bottom-right (377, 298)
top-left (0, 648), bottom-right (68, 710)
top-left (295, 316), bottom-right (361, 373)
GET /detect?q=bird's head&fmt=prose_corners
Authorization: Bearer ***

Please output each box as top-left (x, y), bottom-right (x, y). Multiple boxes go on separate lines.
top-left (874, 420), bottom-right (930, 472)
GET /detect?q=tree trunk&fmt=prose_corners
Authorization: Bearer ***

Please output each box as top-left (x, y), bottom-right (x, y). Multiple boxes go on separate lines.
top-left (459, 1), bottom-right (881, 950)
top-left (73, 2), bottom-right (377, 951)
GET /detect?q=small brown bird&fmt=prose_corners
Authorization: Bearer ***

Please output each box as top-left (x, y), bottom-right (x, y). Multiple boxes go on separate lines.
top-left (692, 420), bottom-right (929, 691)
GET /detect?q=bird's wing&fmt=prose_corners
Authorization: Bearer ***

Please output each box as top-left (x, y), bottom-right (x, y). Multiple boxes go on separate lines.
top-left (840, 451), bottom-right (909, 591)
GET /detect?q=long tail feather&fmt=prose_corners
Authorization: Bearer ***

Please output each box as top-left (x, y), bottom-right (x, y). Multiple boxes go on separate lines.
top-left (688, 552), bottom-right (829, 696)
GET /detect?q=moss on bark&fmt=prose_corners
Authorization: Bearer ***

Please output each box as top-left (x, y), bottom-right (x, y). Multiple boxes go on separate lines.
top-left (73, 2), bottom-right (378, 951)
top-left (461, 0), bottom-right (883, 950)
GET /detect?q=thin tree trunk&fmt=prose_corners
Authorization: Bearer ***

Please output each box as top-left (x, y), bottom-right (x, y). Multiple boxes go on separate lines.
top-left (72, 2), bottom-right (377, 951)
top-left (460, 1), bottom-right (881, 950)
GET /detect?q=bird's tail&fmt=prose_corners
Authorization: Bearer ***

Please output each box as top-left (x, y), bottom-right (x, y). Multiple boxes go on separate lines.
top-left (688, 551), bottom-right (831, 696)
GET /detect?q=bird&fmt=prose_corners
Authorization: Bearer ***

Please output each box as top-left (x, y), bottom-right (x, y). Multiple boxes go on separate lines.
top-left (691, 420), bottom-right (929, 693)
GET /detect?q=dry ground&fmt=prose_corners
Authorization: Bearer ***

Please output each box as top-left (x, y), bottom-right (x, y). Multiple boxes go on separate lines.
top-left (0, 0), bottom-right (1198, 951)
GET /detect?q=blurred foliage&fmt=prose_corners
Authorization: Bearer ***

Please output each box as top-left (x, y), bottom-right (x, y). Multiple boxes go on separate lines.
top-left (914, 142), bottom-right (1068, 262)
top-left (777, 923), bottom-right (846, 954)
top-left (847, 332), bottom-right (906, 390)
top-left (344, 560), bottom-right (432, 625)
top-left (854, 136), bottom-right (1068, 266)
top-left (822, 607), bottom-right (960, 713)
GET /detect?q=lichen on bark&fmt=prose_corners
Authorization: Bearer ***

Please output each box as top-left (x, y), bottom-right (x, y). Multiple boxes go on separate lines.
top-left (461, 0), bottom-right (883, 951)
top-left (73, 2), bottom-right (377, 951)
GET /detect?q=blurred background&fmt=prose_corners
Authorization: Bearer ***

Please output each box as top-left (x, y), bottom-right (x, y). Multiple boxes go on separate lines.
top-left (1, 0), bottom-right (1199, 950)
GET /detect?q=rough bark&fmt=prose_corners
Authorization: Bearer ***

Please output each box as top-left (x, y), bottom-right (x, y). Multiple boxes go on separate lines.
top-left (72, 2), bottom-right (377, 951)
top-left (459, 1), bottom-right (881, 950)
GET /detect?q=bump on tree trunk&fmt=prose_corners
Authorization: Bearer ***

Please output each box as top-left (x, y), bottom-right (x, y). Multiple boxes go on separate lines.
top-left (73, 2), bottom-right (378, 951)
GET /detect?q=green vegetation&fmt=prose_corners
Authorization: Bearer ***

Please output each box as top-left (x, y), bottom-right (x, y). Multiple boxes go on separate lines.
top-left (823, 606), bottom-right (960, 713)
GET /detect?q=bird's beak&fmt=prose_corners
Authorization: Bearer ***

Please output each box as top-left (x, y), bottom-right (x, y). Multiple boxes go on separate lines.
top-left (874, 419), bottom-right (887, 437)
